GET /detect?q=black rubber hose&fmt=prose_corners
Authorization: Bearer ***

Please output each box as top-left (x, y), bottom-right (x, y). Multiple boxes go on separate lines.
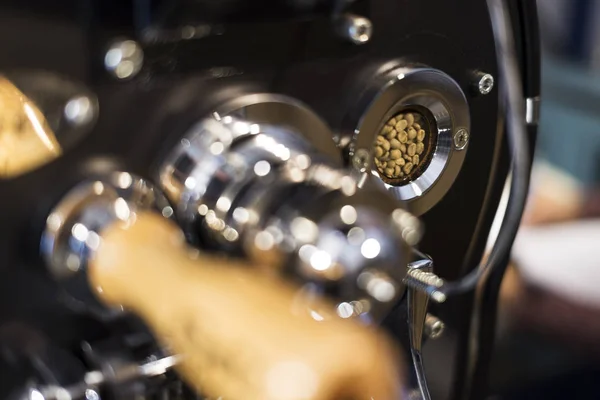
top-left (441, 0), bottom-right (531, 296)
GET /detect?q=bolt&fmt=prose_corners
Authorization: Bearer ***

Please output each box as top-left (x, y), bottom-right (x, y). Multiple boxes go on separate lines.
top-left (424, 314), bottom-right (445, 339)
top-left (64, 95), bottom-right (96, 127)
top-left (337, 14), bottom-right (373, 45)
top-left (475, 72), bottom-right (495, 95)
top-left (403, 269), bottom-right (447, 303)
top-left (104, 39), bottom-right (144, 79)
top-left (453, 129), bottom-right (469, 150)
top-left (352, 148), bottom-right (371, 172)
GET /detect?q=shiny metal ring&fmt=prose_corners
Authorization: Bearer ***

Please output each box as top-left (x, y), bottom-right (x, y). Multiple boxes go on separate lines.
top-left (343, 66), bottom-right (470, 215)
top-left (158, 94), bottom-right (343, 239)
top-left (157, 94), bottom-right (343, 247)
top-left (215, 93), bottom-right (343, 165)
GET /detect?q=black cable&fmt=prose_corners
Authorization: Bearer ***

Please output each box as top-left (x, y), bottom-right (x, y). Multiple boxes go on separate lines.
top-left (518, 0), bottom-right (541, 98)
top-left (440, 0), bottom-right (530, 296)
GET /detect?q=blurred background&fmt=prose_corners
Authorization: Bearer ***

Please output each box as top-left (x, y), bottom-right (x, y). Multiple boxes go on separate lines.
top-left (489, 1), bottom-right (600, 398)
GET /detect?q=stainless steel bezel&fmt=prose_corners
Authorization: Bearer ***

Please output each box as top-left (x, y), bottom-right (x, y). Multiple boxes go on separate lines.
top-left (345, 67), bottom-right (471, 215)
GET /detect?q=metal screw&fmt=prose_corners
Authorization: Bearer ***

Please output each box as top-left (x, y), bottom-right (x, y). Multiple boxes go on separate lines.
top-left (424, 314), bottom-right (445, 339)
top-left (453, 129), bottom-right (469, 150)
top-left (337, 14), bottom-right (373, 45)
top-left (352, 148), bottom-right (371, 172)
top-left (475, 72), bottom-right (495, 95)
top-left (403, 269), bottom-right (447, 303)
top-left (64, 95), bottom-right (96, 127)
top-left (104, 40), bottom-right (144, 79)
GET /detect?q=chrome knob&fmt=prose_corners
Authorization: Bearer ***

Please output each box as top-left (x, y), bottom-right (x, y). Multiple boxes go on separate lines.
top-left (40, 172), bottom-right (170, 315)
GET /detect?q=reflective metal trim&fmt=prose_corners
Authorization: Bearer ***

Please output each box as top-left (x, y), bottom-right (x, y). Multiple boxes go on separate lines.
top-left (525, 96), bottom-right (541, 125)
top-left (344, 66), bottom-right (471, 216)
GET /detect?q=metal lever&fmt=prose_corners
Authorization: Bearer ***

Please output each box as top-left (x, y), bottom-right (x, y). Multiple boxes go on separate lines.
top-left (407, 258), bottom-right (434, 400)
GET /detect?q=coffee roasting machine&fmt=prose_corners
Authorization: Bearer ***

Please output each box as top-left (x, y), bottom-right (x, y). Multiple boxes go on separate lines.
top-left (0, 1), bottom-right (540, 399)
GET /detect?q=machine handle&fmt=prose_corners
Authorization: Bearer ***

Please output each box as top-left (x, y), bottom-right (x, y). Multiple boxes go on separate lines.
top-left (88, 212), bottom-right (405, 400)
top-left (0, 76), bottom-right (61, 178)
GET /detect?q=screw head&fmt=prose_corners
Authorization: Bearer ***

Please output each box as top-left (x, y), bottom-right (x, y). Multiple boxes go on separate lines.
top-left (341, 15), bottom-right (373, 45)
top-left (425, 314), bottom-right (445, 339)
top-left (477, 73), bottom-right (495, 95)
top-left (352, 148), bottom-right (371, 172)
top-left (104, 40), bottom-right (144, 80)
top-left (453, 129), bottom-right (469, 150)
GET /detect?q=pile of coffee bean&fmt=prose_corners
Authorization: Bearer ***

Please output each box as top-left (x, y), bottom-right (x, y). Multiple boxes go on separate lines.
top-left (374, 112), bottom-right (428, 182)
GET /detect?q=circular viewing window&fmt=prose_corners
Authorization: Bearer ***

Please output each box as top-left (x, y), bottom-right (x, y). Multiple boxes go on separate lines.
top-left (344, 67), bottom-right (471, 215)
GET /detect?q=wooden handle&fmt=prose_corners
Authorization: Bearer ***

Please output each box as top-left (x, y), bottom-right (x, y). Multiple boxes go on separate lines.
top-left (0, 77), bottom-right (61, 178)
top-left (88, 212), bottom-right (405, 400)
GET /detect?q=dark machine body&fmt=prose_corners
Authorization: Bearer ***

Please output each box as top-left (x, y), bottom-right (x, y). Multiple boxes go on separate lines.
top-left (0, 1), bottom-right (539, 399)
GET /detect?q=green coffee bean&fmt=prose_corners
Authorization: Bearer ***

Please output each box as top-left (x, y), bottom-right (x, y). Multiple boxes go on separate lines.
top-left (408, 128), bottom-right (417, 141)
top-left (375, 146), bottom-right (384, 157)
top-left (381, 139), bottom-right (390, 151)
top-left (405, 113), bottom-right (415, 127)
top-left (395, 120), bottom-right (408, 132)
top-left (416, 142), bottom-right (424, 155)
top-left (407, 143), bottom-right (416, 156)
top-left (417, 129), bottom-right (425, 142)
top-left (398, 130), bottom-right (408, 143)
top-left (403, 162), bottom-right (414, 174)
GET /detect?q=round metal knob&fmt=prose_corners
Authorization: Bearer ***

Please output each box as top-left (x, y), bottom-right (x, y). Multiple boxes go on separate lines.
top-left (40, 172), bottom-right (170, 315)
